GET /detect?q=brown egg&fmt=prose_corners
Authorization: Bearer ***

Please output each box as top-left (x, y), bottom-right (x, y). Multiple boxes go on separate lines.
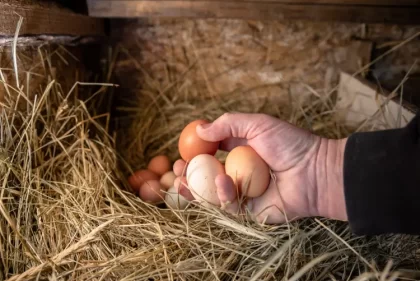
top-left (148, 155), bottom-right (171, 176)
top-left (225, 146), bottom-right (270, 198)
top-left (160, 171), bottom-right (176, 189)
top-left (139, 180), bottom-right (165, 204)
top-left (128, 170), bottom-right (159, 194)
top-left (178, 120), bottom-right (219, 162)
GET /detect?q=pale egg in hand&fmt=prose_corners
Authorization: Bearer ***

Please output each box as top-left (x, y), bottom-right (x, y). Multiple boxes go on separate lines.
top-left (187, 154), bottom-right (224, 206)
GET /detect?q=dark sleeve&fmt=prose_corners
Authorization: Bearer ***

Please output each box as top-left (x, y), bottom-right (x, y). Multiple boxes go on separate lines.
top-left (344, 113), bottom-right (420, 235)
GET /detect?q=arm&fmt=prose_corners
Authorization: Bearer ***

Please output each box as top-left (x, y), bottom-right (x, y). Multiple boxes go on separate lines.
top-left (343, 113), bottom-right (420, 235)
top-left (321, 114), bottom-right (420, 235)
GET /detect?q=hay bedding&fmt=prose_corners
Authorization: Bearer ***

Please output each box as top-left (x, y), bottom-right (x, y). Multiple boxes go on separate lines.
top-left (0, 22), bottom-right (419, 281)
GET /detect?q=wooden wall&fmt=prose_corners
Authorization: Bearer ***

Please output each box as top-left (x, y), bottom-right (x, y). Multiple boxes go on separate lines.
top-left (0, 1), bottom-right (104, 37)
top-left (87, 0), bottom-right (420, 24)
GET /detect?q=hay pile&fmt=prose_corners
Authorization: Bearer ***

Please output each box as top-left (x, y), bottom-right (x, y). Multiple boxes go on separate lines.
top-left (115, 20), bottom-right (420, 281)
top-left (1, 31), bottom-right (420, 281)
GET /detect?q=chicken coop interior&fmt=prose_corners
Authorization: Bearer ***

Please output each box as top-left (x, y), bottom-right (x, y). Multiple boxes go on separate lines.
top-left (1, 0), bottom-right (420, 280)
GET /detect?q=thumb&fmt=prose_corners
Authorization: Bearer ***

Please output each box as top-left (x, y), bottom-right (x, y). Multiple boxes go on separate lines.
top-left (197, 113), bottom-right (272, 142)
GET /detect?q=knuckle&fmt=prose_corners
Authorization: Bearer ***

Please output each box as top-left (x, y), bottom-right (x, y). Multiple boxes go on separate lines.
top-left (220, 112), bottom-right (232, 121)
top-left (257, 113), bottom-right (272, 122)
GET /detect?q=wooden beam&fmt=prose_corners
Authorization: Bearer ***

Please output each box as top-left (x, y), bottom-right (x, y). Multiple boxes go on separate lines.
top-left (90, 0), bottom-right (420, 5)
top-left (87, 0), bottom-right (420, 24)
top-left (0, 3), bottom-right (105, 37)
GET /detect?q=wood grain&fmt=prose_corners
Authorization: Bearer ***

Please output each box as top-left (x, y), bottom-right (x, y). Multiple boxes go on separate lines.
top-left (0, 3), bottom-right (105, 37)
top-left (102, 0), bottom-right (419, 5)
top-left (87, 0), bottom-right (420, 24)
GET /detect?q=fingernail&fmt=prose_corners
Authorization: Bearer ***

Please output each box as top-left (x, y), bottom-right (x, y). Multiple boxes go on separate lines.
top-left (198, 123), bottom-right (211, 130)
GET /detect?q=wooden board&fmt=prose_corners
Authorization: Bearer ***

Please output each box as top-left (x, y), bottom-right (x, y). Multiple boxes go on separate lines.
top-left (87, 0), bottom-right (420, 24)
top-left (90, 0), bottom-right (420, 5)
top-left (0, 2), bottom-right (105, 37)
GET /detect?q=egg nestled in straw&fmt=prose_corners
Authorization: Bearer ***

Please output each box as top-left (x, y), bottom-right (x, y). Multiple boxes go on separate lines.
top-left (128, 169), bottom-right (159, 195)
top-left (225, 146), bottom-right (270, 198)
top-left (187, 154), bottom-right (224, 206)
top-left (160, 171), bottom-right (176, 189)
top-left (178, 120), bottom-right (219, 162)
top-left (139, 180), bottom-right (165, 204)
top-left (165, 186), bottom-right (189, 210)
top-left (148, 155), bottom-right (171, 176)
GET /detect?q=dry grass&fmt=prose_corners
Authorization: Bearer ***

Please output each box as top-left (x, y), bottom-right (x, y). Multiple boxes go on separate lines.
top-left (0, 22), bottom-right (420, 281)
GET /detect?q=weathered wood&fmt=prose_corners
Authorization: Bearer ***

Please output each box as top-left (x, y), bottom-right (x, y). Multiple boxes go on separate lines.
top-left (0, 3), bottom-right (105, 37)
top-left (91, 0), bottom-right (419, 5)
top-left (87, 0), bottom-right (420, 24)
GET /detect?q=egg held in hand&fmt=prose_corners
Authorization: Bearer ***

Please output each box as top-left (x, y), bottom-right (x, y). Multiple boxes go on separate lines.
top-left (187, 154), bottom-right (224, 206)
top-left (178, 120), bottom-right (219, 162)
top-left (225, 146), bottom-right (270, 198)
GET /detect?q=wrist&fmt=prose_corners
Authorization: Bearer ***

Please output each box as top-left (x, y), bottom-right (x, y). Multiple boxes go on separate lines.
top-left (315, 138), bottom-right (348, 221)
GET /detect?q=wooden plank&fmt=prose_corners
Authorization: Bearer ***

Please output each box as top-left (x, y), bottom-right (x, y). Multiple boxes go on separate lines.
top-left (108, 0), bottom-right (419, 6)
top-left (87, 0), bottom-right (420, 24)
top-left (0, 3), bottom-right (105, 37)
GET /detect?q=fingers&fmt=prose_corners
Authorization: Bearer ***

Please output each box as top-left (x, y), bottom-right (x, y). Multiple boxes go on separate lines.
top-left (196, 113), bottom-right (274, 142)
top-left (173, 150), bottom-right (286, 224)
top-left (219, 137), bottom-right (248, 152)
top-left (174, 176), bottom-right (195, 201)
top-left (173, 159), bottom-right (187, 177)
top-left (173, 171), bottom-right (286, 225)
top-left (173, 160), bottom-right (194, 200)
top-left (247, 180), bottom-right (287, 224)
top-left (215, 174), bottom-right (240, 214)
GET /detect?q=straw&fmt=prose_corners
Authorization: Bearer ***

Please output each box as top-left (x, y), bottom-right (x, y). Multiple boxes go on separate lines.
top-left (1, 19), bottom-right (419, 281)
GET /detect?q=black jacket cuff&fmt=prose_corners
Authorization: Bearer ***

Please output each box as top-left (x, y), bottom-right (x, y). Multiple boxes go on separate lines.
top-left (344, 114), bottom-right (420, 235)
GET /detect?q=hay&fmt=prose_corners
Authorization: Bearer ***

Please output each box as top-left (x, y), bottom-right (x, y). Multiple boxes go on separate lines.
top-left (115, 20), bottom-right (420, 281)
top-left (1, 22), bottom-right (420, 281)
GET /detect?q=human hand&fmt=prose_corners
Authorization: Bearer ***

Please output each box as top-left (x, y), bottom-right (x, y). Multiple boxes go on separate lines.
top-left (173, 113), bottom-right (348, 224)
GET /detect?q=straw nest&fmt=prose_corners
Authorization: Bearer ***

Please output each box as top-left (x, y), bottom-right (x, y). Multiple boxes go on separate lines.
top-left (1, 36), bottom-right (420, 281)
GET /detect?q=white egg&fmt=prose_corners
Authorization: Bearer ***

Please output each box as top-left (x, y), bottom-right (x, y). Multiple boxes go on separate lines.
top-left (186, 154), bottom-right (224, 206)
top-left (160, 171), bottom-right (176, 189)
top-left (165, 186), bottom-right (189, 209)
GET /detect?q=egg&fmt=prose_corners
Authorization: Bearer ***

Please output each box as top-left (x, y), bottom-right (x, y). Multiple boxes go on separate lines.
top-left (148, 155), bottom-right (171, 176)
top-left (139, 180), bottom-right (165, 204)
top-left (165, 186), bottom-right (189, 209)
top-left (160, 171), bottom-right (176, 189)
top-left (225, 146), bottom-right (270, 198)
top-left (128, 169), bottom-right (159, 194)
top-left (186, 154), bottom-right (224, 206)
top-left (178, 120), bottom-right (219, 162)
